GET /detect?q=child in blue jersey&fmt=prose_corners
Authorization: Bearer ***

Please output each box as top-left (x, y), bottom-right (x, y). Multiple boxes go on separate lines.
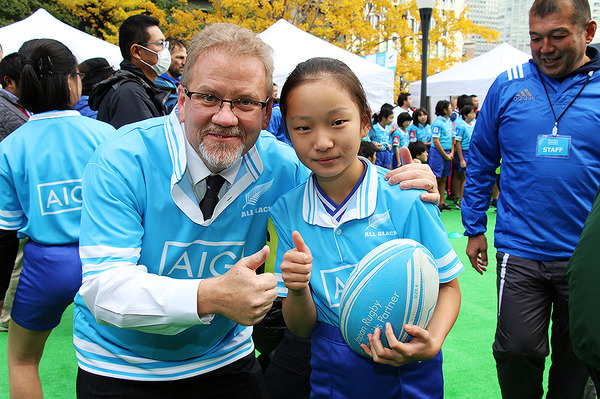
top-left (408, 108), bottom-right (432, 149)
top-left (391, 112), bottom-right (412, 169)
top-left (453, 105), bottom-right (476, 207)
top-left (430, 101), bottom-right (454, 211)
top-left (0, 39), bottom-right (114, 397)
top-left (368, 105), bottom-right (394, 169)
top-left (268, 57), bottom-right (463, 399)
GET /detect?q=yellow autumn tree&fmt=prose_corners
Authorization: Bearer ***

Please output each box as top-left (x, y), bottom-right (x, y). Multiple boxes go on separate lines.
top-left (164, 0), bottom-right (378, 44)
top-left (54, 0), bottom-right (498, 96)
top-left (54, 0), bottom-right (168, 44)
top-left (165, 0), bottom-right (498, 95)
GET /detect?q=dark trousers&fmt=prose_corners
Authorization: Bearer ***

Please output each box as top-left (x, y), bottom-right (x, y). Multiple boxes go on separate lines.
top-left (76, 353), bottom-right (268, 399)
top-left (264, 329), bottom-right (311, 399)
top-left (493, 252), bottom-right (589, 399)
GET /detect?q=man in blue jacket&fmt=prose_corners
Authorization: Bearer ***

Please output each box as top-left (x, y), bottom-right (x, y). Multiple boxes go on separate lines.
top-left (462, 0), bottom-right (598, 397)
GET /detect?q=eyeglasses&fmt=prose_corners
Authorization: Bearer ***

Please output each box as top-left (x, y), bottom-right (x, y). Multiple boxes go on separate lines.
top-left (183, 87), bottom-right (270, 117)
top-left (138, 41), bottom-right (170, 50)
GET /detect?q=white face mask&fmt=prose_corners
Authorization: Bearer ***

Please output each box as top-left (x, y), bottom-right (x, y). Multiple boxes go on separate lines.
top-left (139, 45), bottom-right (171, 76)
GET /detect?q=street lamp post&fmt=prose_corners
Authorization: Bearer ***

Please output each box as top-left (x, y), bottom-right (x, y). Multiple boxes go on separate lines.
top-left (417, 0), bottom-right (435, 112)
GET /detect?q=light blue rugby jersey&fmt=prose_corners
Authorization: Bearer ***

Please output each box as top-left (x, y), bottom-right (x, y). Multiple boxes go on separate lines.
top-left (453, 117), bottom-right (473, 151)
top-left (368, 123), bottom-right (391, 146)
top-left (431, 116), bottom-right (453, 150)
top-left (0, 110), bottom-right (114, 244)
top-left (408, 123), bottom-right (432, 144)
top-left (74, 110), bottom-right (309, 381)
top-left (391, 128), bottom-right (409, 148)
top-left (267, 160), bottom-right (463, 327)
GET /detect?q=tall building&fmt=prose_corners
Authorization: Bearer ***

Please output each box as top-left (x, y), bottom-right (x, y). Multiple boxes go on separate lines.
top-left (465, 0), bottom-right (500, 56)
top-left (497, 0), bottom-right (533, 52)
top-left (498, 0), bottom-right (600, 52)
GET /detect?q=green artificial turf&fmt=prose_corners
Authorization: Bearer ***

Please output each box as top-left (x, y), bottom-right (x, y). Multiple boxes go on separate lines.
top-left (0, 205), bottom-right (545, 398)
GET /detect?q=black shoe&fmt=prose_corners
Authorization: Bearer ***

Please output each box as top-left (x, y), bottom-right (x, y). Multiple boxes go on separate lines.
top-left (446, 194), bottom-right (457, 202)
top-left (455, 203), bottom-right (461, 210)
top-left (439, 203), bottom-right (453, 211)
top-left (490, 199), bottom-right (497, 208)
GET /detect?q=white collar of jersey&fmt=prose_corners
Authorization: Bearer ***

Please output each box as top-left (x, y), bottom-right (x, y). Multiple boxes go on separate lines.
top-left (164, 107), bottom-right (264, 225)
top-left (302, 157), bottom-right (378, 228)
top-left (28, 110), bottom-right (80, 121)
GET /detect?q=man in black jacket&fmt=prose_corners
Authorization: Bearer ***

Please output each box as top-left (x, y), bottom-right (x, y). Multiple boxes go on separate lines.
top-left (90, 14), bottom-right (170, 129)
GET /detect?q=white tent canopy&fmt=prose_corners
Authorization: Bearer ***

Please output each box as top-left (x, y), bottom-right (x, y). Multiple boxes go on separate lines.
top-left (259, 19), bottom-right (395, 112)
top-left (0, 8), bottom-right (122, 67)
top-left (410, 42), bottom-right (532, 108)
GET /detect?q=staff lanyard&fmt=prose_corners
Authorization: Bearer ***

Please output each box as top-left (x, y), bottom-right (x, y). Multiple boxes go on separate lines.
top-left (537, 68), bottom-right (593, 136)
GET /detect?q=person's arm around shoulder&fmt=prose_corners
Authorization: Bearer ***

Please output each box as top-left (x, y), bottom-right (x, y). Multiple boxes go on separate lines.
top-left (385, 146), bottom-right (439, 204)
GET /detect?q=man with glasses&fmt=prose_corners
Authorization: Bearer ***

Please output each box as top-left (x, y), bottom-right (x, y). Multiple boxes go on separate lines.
top-left (89, 14), bottom-right (170, 129)
top-left (73, 23), bottom-right (440, 398)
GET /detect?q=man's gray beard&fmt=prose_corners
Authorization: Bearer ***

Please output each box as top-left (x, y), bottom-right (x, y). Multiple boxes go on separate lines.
top-left (197, 136), bottom-right (245, 171)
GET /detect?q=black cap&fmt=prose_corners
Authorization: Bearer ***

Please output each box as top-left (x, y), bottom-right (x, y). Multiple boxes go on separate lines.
top-left (79, 57), bottom-right (114, 95)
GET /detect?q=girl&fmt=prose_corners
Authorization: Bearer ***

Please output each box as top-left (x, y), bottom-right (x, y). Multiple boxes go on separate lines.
top-left (368, 105), bottom-right (394, 169)
top-left (0, 39), bottom-right (114, 398)
top-left (429, 101), bottom-right (455, 211)
top-left (269, 57), bottom-right (463, 399)
top-left (453, 104), bottom-right (476, 207)
top-left (391, 112), bottom-right (412, 169)
top-left (408, 108), bottom-right (432, 149)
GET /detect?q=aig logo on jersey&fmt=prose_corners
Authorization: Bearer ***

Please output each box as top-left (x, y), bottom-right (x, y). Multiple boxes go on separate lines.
top-left (37, 179), bottom-right (83, 215)
top-left (320, 264), bottom-right (356, 308)
top-left (158, 240), bottom-right (245, 278)
top-left (364, 210), bottom-right (398, 237)
top-left (241, 179), bottom-right (273, 217)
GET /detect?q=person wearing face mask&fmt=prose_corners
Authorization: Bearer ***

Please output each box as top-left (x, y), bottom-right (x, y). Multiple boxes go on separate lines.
top-left (89, 14), bottom-right (171, 129)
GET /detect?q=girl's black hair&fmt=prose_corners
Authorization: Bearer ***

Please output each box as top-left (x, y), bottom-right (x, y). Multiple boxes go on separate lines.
top-left (396, 112), bottom-right (412, 128)
top-left (280, 57), bottom-right (372, 140)
top-left (18, 39), bottom-right (77, 113)
top-left (435, 100), bottom-right (451, 117)
top-left (412, 107), bottom-right (430, 126)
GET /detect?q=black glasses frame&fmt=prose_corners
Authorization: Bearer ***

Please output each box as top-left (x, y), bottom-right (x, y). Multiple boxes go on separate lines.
top-left (183, 87), bottom-right (270, 111)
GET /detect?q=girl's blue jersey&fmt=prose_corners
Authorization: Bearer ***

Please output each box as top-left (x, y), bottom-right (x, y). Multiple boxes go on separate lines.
top-left (408, 123), bottom-right (432, 143)
top-left (0, 110), bottom-right (114, 243)
top-left (453, 117), bottom-right (473, 151)
top-left (267, 160), bottom-right (463, 326)
top-left (369, 123), bottom-right (391, 146)
top-left (431, 116), bottom-right (453, 150)
top-left (391, 128), bottom-right (409, 148)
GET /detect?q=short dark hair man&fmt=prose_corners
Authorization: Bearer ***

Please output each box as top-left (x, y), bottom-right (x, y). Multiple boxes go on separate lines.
top-left (90, 14), bottom-right (170, 128)
top-left (392, 91), bottom-right (413, 130)
top-left (449, 94), bottom-right (473, 122)
top-left (462, 0), bottom-right (598, 396)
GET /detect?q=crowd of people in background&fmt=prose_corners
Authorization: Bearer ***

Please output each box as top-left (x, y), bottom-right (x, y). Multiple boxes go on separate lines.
top-left (1, 0), bottom-right (600, 397)
top-left (360, 92), bottom-right (478, 213)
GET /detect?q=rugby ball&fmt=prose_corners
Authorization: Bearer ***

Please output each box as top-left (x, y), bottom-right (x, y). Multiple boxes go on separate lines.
top-left (339, 239), bottom-right (439, 356)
